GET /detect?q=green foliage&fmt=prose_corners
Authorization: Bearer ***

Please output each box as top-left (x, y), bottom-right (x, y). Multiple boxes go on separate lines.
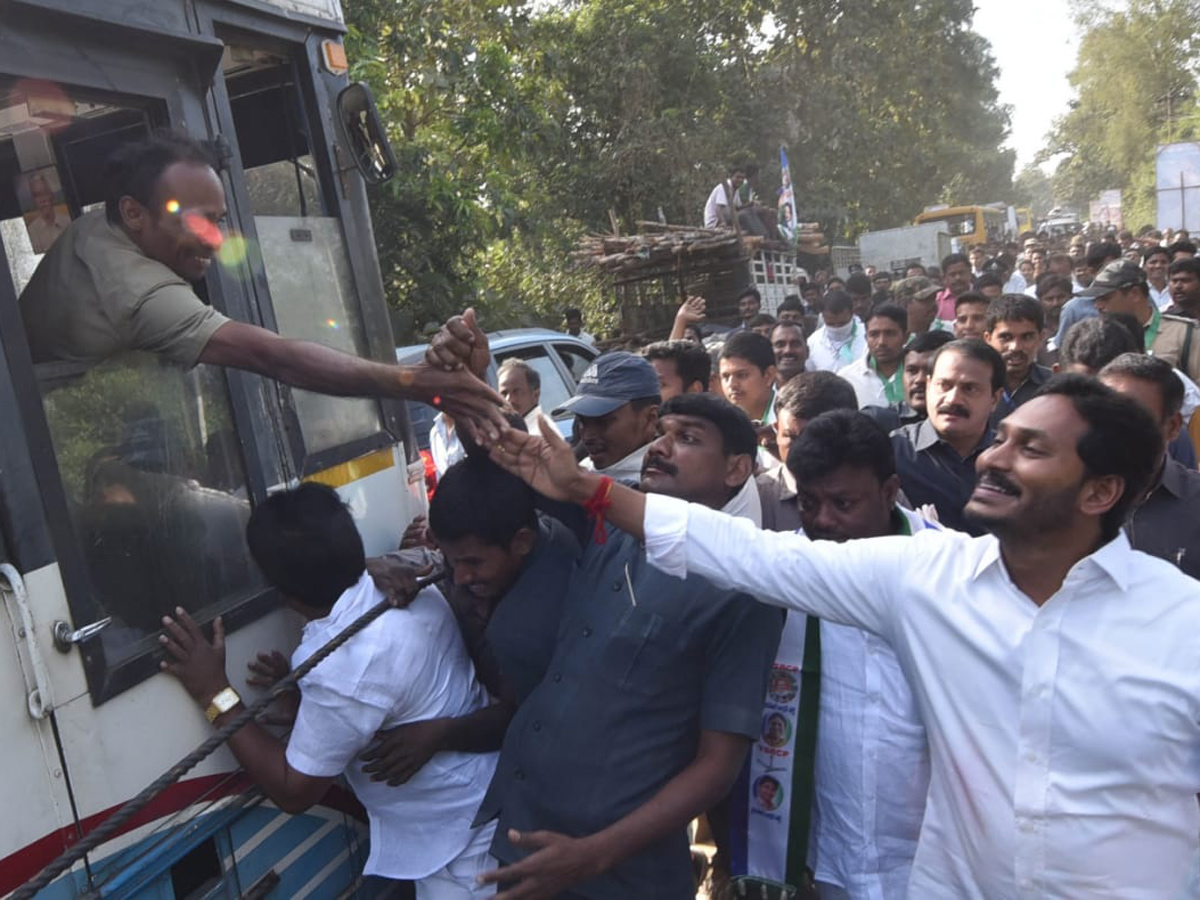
top-left (1012, 165), bottom-right (1057, 219)
top-left (473, 225), bottom-right (617, 337)
top-left (1044, 0), bottom-right (1200, 222)
top-left (344, 0), bottom-right (1015, 338)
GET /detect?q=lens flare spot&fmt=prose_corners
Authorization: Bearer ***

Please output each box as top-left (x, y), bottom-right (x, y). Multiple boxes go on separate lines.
top-left (325, 318), bottom-right (341, 330)
top-left (432, 395), bottom-right (442, 407)
top-left (165, 199), bottom-right (181, 215)
top-left (217, 233), bottom-right (249, 268)
top-left (181, 211), bottom-right (224, 249)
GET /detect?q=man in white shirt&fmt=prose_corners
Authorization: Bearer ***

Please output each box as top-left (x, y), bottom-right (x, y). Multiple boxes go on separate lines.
top-left (489, 374), bottom-right (1200, 899)
top-left (498, 358), bottom-right (545, 433)
top-left (741, 409), bottom-right (934, 899)
top-left (837, 304), bottom-right (907, 410)
top-left (704, 166), bottom-right (766, 235)
top-left (808, 291), bottom-right (866, 373)
top-left (564, 307), bottom-right (597, 346)
top-left (1144, 245), bottom-right (1172, 310)
top-left (161, 483), bottom-right (498, 897)
top-left (430, 411), bottom-right (467, 476)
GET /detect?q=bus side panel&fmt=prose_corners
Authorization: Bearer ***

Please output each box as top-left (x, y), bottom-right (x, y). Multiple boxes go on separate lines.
top-left (0, 567), bottom-right (76, 897)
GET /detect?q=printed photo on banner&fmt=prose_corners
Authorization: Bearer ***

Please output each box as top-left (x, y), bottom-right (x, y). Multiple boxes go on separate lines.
top-left (753, 775), bottom-right (784, 812)
top-left (768, 668), bottom-right (798, 704)
top-left (777, 146), bottom-right (797, 244)
top-left (761, 711), bottom-right (793, 749)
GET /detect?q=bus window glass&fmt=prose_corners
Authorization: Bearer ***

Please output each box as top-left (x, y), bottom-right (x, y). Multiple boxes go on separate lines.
top-left (225, 49), bottom-right (381, 456)
top-left (39, 356), bottom-right (262, 659)
top-left (256, 216), bottom-right (380, 452)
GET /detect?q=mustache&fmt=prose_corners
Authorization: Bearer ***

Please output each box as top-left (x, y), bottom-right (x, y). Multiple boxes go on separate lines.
top-left (643, 456), bottom-right (678, 476)
top-left (978, 470), bottom-right (1021, 495)
top-left (937, 403), bottom-right (970, 418)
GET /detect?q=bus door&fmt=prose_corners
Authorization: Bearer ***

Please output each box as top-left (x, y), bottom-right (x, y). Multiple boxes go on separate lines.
top-left (195, 2), bottom-right (423, 549)
top-left (0, 8), bottom-right (309, 897)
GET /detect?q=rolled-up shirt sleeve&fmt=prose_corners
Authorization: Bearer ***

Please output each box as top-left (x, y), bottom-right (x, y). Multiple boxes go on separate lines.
top-left (643, 493), bottom-right (903, 640)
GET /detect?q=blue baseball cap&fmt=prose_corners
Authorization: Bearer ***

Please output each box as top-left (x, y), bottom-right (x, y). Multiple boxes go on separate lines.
top-left (554, 351), bottom-right (661, 417)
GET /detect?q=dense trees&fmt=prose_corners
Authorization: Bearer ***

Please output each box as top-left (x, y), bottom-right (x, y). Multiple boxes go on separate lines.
top-left (1043, 0), bottom-right (1200, 228)
top-left (344, 0), bottom-right (1015, 337)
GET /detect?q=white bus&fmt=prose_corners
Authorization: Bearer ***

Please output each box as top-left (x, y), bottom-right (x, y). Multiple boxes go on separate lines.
top-left (0, 1), bottom-right (426, 896)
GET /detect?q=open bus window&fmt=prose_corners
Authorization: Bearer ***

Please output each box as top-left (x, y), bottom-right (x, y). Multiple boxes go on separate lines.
top-left (0, 78), bottom-right (264, 674)
top-left (225, 47), bottom-right (382, 456)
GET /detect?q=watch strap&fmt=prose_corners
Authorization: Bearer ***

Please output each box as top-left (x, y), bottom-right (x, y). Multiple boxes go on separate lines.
top-left (204, 686), bottom-right (241, 723)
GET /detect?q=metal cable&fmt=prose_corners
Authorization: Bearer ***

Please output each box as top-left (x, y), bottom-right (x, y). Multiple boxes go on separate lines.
top-left (12, 570), bottom-right (441, 900)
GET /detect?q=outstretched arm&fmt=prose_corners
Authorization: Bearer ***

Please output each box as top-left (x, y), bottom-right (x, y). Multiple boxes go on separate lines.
top-left (490, 418), bottom-right (905, 635)
top-left (199, 320), bottom-right (505, 438)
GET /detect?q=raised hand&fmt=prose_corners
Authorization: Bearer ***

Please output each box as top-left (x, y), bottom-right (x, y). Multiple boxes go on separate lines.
top-left (676, 295), bottom-right (706, 325)
top-left (425, 307), bottom-right (491, 379)
top-left (489, 417), bottom-right (594, 503)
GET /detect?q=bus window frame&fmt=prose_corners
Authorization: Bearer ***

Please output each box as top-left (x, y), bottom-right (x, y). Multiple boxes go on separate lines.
top-left (0, 13), bottom-right (285, 703)
top-left (200, 5), bottom-right (411, 477)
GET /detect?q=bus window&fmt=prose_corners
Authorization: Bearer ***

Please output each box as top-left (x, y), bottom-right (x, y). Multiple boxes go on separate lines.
top-left (0, 79), bottom-right (264, 678)
top-left (224, 47), bottom-right (382, 457)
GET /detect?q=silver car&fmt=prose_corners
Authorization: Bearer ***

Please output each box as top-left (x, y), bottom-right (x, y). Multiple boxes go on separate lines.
top-left (397, 328), bottom-right (600, 450)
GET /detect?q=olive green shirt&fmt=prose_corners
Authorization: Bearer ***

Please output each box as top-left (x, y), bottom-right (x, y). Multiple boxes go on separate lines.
top-left (19, 210), bottom-right (228, 367)
top-left (1151, 314), bottom-right (1200, 385)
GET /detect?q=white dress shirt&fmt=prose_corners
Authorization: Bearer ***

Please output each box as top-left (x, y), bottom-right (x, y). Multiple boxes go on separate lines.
top-left (642, 494), bottom-right (1200, 899)
top-left (808, 322), bottom-right (868, 373)
top-left (430, 412), bottom-right (466, 476)
top-left (287, 575), bottom-right (498, 881)
top-left (1152, 283), bottom-right (1172, 310)
top-left (836, 356), bottom-right (897, 410)
top-left (809, 507), bottom-right (934, 900)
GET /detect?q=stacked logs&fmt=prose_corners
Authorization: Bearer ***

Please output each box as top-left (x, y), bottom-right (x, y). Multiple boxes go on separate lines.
top-left (572, 222), bottom-right (827, 286)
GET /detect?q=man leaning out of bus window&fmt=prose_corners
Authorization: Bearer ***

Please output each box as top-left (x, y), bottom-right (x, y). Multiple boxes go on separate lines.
top-left (160, 482), bottom-right (499, 898)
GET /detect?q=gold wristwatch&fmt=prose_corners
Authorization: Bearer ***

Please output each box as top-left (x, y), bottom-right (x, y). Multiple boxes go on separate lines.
top-left (204, 686), bottom-right (242, 723)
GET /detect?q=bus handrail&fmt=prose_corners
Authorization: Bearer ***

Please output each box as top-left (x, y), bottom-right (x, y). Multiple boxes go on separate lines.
top-left (0, 563), bottom-right (55, 719)
top-left (10, 567), bottom-right (443, 900)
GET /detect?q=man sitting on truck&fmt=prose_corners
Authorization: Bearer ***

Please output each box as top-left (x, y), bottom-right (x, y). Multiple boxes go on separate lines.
top-left (19, 132), bottom-right (502, 435)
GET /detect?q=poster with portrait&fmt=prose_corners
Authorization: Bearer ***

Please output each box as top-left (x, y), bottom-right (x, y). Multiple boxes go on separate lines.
top-left (777, 146), bottom-right (798, 245)
top-left (17, 166), bottom-right (72, 254)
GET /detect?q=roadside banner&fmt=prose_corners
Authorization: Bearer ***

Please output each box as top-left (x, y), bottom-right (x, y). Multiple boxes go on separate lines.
top-left (778, 146), bottom-right (798, 245)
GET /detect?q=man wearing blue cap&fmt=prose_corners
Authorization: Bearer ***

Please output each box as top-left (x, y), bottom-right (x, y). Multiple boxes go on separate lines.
top-left (556, 351), bottom-right (662, 482)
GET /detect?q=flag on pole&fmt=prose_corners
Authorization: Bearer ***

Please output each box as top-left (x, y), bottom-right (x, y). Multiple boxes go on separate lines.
top-left (778, 146), bottom-right (798, 246)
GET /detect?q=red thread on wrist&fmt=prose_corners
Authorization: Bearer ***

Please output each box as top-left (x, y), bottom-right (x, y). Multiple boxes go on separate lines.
top-left (583, 476), bottom-right (614, 544)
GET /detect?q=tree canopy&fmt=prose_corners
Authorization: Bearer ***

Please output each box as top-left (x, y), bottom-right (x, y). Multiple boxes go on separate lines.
top-left (1042, 0), bottom-right (1200, 228)
top-left (344, 0), bottom-right (1015, 338)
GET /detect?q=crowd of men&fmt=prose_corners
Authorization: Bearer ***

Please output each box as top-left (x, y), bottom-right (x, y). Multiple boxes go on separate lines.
top-left (165, 238), bottom-right (1200, 900)
top-left (110, 125), bottom-right (1200, 900)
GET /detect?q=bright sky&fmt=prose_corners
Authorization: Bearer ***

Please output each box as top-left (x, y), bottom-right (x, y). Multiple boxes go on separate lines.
top-left (973, 0), bottom-right (1081, 173)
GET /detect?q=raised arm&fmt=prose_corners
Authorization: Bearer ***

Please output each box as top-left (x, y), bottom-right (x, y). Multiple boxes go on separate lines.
top-left (667, 296), bottom-right (706, 341)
